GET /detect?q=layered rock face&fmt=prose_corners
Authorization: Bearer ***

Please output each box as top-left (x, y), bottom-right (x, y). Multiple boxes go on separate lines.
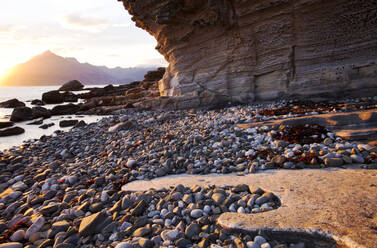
top-left (119, 0), bottom-right (377, 107)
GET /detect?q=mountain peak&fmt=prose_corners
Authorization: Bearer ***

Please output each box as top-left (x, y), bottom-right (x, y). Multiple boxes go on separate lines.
top-left (40, 50), bottom-right (58, 57)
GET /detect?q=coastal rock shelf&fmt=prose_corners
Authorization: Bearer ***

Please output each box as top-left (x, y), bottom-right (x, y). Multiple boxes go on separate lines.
top-left (118, 0), bottom-right (377, 107)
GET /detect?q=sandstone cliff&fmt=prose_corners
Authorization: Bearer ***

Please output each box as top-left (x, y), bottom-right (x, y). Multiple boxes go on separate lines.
top-left (119, 0), bottom-right (377, 108)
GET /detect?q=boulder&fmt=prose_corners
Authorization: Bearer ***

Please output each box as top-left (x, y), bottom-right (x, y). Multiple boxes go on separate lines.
top-left (32, 107), bottom-right (52, 119)
top-left (42, 91), bottom-right (78, 104)
top-left (59, 80), bottom-right (84, 91)
top-left (10, 107), bottom-right (33, 122)
top-left (0, 127), bottom-right (25, 137)
top-left (0, 121), bottom-right (14, 129)
top-left (51, 104), bottom-right (80, 115)
top-left (39, 123), bottom-right (55, 129)
top-left (62, 92), bottom-right (79, 102)
top-left (31, 99), bottom-right (45, 106)
top-left (59, 120), bottom-right (79, 128)
top-left (0, 99), bottom-right (25, 108)
top-left (42, 90), bottom-right (64, 104)
top-left (119, 0), bottom-right (377, 107)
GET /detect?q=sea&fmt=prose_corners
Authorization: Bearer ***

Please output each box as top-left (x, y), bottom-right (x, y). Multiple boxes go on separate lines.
top-left (0, 86), bottom-right (105, 151)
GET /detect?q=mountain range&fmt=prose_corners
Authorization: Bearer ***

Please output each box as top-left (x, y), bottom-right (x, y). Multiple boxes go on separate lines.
top-left (0, 50), bottom-right (156, 86)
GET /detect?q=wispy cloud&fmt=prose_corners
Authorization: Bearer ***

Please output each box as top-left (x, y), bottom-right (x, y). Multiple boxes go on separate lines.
top-left (61, 13), bottom-right (109, 32)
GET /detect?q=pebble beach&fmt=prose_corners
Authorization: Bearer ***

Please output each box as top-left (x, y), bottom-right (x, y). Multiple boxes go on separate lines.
top-left (1, 97), bottom-right (377, 248)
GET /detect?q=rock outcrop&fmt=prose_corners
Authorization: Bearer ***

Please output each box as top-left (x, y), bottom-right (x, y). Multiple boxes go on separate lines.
top-left (118, 0), bottom-right (377, 108)
top-left (59, 80), bottom-right (84, 91)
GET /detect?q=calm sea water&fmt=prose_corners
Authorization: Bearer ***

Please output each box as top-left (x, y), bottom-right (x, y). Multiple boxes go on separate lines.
top-left (0, 86), bottom-right (106, 151)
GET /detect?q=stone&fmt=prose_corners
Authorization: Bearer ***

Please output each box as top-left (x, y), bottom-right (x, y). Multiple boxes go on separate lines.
top-left (32, 107), bottom-right (51, 119)
top-left (0, 243), bottom-right (23, 248)
top-left (161, 229), bottom-right (179, 241)
top-left (246, 242), bottom-right (259, 248)
top-left (138, 238), bottom-right (154, 248)
top-left (0, 127), bottom-right (25, 137)
top-left (255, 192), bottom-right (275, 205)
top-left (0, 99), bottom-right (25, 108)
top-left (108, 121), bottom-right (134, 132)
top-left (10, 230), bottom-right (25, 242)
top-left (59, 80), bottom-right (84, 91)
top-left (31, 99), bottom-right (45, 106)
top-left (51, 220), bottom-right (70, 233)
top-left (190, 209), bottom-right (203, 219)
top-left (51, 104), bottom-right (80, 115)
top-left (134, 226), bottom-right (151, 237)
top-left (211, 193), bottom-right (225, 205)
top-left (254, 236), bottom-right (267, 245)
top-left (59, 120), bottom-right (79, 128)
top-left (176, 238), bottom-right (191, 248)
top-left (11, 181), bottom-right (27, 191)
top-left (115, 242), bottom-right (133, 248)
top-left (40, 204), bottom-right (59, 215)
top-left (78, 212), bottom-right (107, 236)
top-left (119, 0), bottom-right (377, 107)
top-left (42, 91), bottom-right (78, 104)
top-left (42, 90), bottom-right (64, 104)
top-left (0, 121), bottom-right (14, 129)
top-left (324, 158), bottom-right (344, 167)
top-left (185, 223), bottom-right (200, 239)
top-left (10, 107), bottom-right (33, 122)
top-left (131, 200), bottom-right (147, 216)
top-left (351, 154), bottom-right (364, 164)
top-left (261, 243), bottom-right (271, 248)
top-left (25, 216), bottom-right (45, 239)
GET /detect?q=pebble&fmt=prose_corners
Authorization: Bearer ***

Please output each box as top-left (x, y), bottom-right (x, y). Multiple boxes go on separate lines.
top-left (10, 230), bottom-right (25, 242)
top-left (190, 209), bottom-right (203, 219)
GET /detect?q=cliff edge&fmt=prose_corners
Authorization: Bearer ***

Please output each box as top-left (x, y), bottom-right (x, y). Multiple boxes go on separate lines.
top-left (118, 0), bottom-right (377, 108)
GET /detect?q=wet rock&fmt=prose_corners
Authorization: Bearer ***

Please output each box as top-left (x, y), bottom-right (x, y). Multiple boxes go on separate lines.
top-left (10, 107), bottom-right (33, 122)
top-left (31, 99), bottom-right (45, 106)
top-left (51, 104), bottom-right (80, 115)
top-left (39, 123), bottom-right (54, 129)
top-left (0, 121), bottom-right (14, 129)
top-left (32, 107), bottom-right (51, 119)
top-left (59, 120), bottom-right (79, 128)
top-left (0, 127), bottom-right (24, 137)
top-left (59, 80), bottom-right (84, 91)
top-left (0, 99), bottom-right (25, 108)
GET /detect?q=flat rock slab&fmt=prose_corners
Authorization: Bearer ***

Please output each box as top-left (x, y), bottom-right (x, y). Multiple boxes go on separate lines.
top-left (122, 168), bottom-right (377, 248)
top-left (238, 109), bottom-right (377, 144)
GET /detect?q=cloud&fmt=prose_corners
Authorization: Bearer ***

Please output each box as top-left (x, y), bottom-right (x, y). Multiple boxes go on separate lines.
top-left (61, 13), bottom-right (109, 32)
top-left (0, 24), bottom-right (21, 33)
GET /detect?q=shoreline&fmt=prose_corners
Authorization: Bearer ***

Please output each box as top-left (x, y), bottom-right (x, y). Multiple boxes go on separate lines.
top-left (0, 98), bottom-right (376, 247)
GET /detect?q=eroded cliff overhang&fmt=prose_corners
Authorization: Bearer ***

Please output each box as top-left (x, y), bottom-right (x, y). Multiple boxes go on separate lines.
top-left (119, 0), bottom-right (377, 107)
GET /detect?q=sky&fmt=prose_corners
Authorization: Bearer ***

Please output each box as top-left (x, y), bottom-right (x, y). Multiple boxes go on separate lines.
top-left (0, 0), bottom-right (167, 75)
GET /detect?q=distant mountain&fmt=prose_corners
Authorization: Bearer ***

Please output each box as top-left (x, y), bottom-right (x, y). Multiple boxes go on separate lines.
top-left (0, 50), bottom-right (156, 86)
